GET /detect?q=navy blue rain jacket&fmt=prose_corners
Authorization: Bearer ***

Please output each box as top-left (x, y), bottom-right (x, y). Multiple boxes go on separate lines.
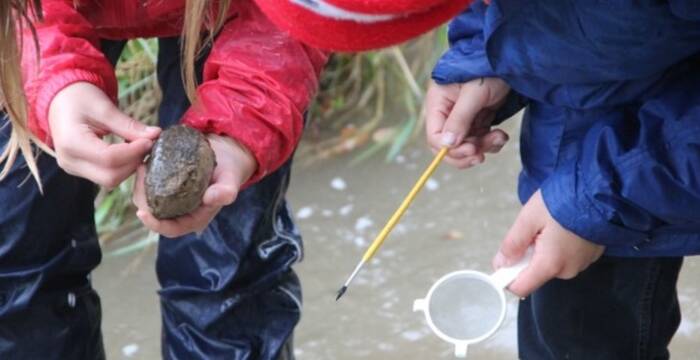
top-left (432, 0), bottom-right (700, 257)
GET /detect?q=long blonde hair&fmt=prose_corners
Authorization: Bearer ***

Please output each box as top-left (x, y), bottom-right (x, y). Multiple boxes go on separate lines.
top-left (0, 0), bottom-right (47, 189)
top-left (182, 0), bottom-right (231, 104)
top-left (0, 0), bottom-right (231, 188)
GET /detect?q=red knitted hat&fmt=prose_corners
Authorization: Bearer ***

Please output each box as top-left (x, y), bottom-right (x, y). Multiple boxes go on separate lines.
top-left (254, 0), bottom-right (473, 52)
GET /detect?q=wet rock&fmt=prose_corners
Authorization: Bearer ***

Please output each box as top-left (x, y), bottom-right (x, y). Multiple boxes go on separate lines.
top-left (145, 125), bottom-right (216, 219)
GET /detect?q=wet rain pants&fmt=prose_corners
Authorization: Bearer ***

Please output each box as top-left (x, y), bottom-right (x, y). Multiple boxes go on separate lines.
top-left (0, 37), bottom-right (302, 360)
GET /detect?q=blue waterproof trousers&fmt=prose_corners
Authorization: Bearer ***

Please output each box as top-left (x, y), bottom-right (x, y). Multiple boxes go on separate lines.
top-left (0, 37), bottom-right (302, 360)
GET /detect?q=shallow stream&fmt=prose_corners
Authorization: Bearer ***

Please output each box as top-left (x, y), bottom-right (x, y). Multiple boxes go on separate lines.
top-left (94, 120), bottom-right (700, 359)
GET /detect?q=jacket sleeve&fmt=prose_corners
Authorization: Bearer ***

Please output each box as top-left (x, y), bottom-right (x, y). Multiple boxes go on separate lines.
top-left (431, 1), bottom-right (496, 85)
top-left (434, 1), bottom-right (700, 110)
top-left (540, 69), bottom-right (700, 250)
top-left (482, 1), bottom-right (700, 110)
top-left (181, 0), bottom-right (328, 186)
top-left (431, 2), bottom-right (526, 124)
top-left (21, 0), bottom-right (117, 146)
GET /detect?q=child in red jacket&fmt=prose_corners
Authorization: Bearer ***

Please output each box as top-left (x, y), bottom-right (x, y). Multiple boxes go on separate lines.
top-left (0, 0), bottom-right (325, 358)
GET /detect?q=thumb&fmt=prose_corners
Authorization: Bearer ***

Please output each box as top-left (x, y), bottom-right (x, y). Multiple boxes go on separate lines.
top-left (203, 184), bottom-right (238, 207)
top-left (505, 247), bottom-right (555, 298)
top-left (494, 206), bottom-right (541, 269)
top-left (98, 102), bottom-right (161, 141)
top-left (441, 83), bottom-right (489, 147)
top-left (202, 169), bottom-right (239, 207)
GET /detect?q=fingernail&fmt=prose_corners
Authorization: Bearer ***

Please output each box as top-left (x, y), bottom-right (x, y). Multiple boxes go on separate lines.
top-left (145, 126), bottom-right (160, 134)
top-left (493, 137), bottom-right (506, 147)
top-left (441, 132), bottom-right (457, 147)
top-left (136, 210), bottom-right (145, 218)
top-left (469, 158), bottom-right (481, 167)
top-left (465, 143), bottom-right (476, 156)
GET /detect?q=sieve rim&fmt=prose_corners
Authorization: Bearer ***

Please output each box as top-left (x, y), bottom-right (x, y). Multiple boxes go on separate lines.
top-left (418, 270), bottom-right (507, 345)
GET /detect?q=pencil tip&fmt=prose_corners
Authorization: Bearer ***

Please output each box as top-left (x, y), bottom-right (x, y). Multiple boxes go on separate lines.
top-left (335, 286), bottom-right (347, 301)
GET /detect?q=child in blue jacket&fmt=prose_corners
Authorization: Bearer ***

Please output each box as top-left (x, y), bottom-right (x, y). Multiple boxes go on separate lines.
top-left (424, 1), bottom-right (700, 358)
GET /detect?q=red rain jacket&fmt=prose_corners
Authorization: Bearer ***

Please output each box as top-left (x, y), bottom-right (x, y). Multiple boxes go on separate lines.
top-left (20, 0), bottom-right (328, 184)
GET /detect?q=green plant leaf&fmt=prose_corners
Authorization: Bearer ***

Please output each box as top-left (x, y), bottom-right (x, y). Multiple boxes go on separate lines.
top-left (95, 192), bottom-right (116, 227)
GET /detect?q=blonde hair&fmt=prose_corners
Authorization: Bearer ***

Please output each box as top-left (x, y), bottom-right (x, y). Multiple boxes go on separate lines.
top-left (182, 0), bottom-right (231, 103)
top-left (0, 1), bottom-right (231, 188)
top-left (0, 0), bottom-right (48, 190)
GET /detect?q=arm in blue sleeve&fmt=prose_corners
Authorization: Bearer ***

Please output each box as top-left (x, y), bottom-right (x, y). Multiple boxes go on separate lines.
top-left (431, 1), bottom-right (527, 123)
top-left (431, 1), bottom-right (496, 84)
top-left (540, 70), bottom-right (700, 250)
top-left (484, 1), bottom-right (700, 109)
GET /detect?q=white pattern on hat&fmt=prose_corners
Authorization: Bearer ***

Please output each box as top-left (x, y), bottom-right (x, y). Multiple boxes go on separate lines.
top-left (291, 0), bottom-right (399, 23)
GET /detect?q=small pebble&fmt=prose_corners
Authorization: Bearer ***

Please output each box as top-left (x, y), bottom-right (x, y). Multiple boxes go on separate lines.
top-left (296, 207), bottom-right (314, 219)
top-left (122, 344), bottom-right (139, 357)
top-left (338, 204), bottom-right (354, 216)
top-left (426, 178), bottom-right (439, 191)
top-left (442, 230), bottom-right (464, 240)
top-left (355, 216), bottom-right (373, 232)
top-left (330, 177), bottom-right (347, 190)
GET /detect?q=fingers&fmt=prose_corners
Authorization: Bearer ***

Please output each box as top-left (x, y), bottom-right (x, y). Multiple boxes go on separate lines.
top-left (423, 80), bottom-right (509, 171)
top-left (72, 137), bottom-right (152, 169)
top-left (425, 82), bottom-right (460, 149)
top-left (506, 246), bottom-right (560, 298)
top-left (47, 82), bottom-right (158, 187)
top-left (493, 197), bottom-right (543, 269)
top-left (202, 183), bottom-right (238, 207)
top-left (57, 135), bottom-right (152, 187)
top-left (441, 147), bottom-right (485, 169)
top-left (95, 101), bottom-right (161, 141)
top-left (202, 163), bottom-right (239, 207)
top-left (480, 129), bottom-right (509, 153)
top-left (133, 165), bottom-right (223, 237)
top-left (497, 190), bottom-right (605, 297)
top-left (495, 216), bottom-right (538, 267)
top-left (428, 127), bottom-right (508, 169)
top-left (441, 83), bottom-right (490, 147)
top-left (132, 165), bottom-right (148, 210)
top-left (447, 131), bottom-right (508, 158)
top-left (68, 160), bottom-right (136, 189)
top-left (505, 224), bottom-right (581, 297)
top-left (136, 205), bottom-right (219, 238)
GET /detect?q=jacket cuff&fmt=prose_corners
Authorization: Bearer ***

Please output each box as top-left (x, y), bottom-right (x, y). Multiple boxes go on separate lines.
top-left (493, 90), bottom-right (529, 125)
top-left (540, 159), bottom-right (648, 249)
top-left (431, 46), bottom-right (497, 85)
top-left (33, 69), bottom-right (115, 147)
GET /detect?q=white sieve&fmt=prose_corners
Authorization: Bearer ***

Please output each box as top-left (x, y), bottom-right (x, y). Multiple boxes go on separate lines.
top-left (413, 249), bottom-right (532, 357)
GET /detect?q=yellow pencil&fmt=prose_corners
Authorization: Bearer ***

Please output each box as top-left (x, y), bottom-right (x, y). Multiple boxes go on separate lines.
top-left (336, 147), bottom-right (449, 301)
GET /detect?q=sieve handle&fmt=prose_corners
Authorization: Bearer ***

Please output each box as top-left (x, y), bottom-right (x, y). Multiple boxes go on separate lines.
top-left (455, 343), bottom-right (469, 358)
top-left (489, 248), bottom-right (533, 289)
top-left (413, 298), bottom-right (427, 312)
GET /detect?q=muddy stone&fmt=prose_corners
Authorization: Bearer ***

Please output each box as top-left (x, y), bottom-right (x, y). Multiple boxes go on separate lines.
top-left (145, 125), bottom-right (216, 219)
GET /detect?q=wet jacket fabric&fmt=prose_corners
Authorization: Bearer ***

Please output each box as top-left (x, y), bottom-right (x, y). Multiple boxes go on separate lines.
top-left (433, 1), bottom-right (700, 257)
top-left (20, 0), bottom-right (327, 184)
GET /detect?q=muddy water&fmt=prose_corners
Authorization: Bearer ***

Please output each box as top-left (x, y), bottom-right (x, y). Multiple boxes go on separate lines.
top-left (93, 120), bottom-right (700, 359)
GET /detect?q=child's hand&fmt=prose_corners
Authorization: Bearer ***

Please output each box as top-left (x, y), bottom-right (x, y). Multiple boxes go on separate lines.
top-left (493, 190), bottom-right (605, 297)
top-left (424, 78), bottom-right (511, 169)
top-left (49, 82), bottom-right (161, 188)
top-left (132, 134), bottom-right (256, 238)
